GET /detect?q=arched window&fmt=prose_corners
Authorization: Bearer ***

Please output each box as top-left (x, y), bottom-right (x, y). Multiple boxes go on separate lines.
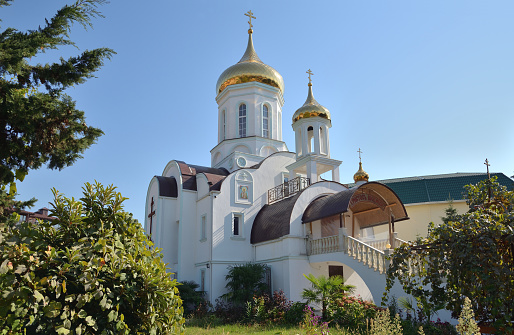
top-left (319, 127), bottom-right (324, 153)
top-left (222, 110), bottom-right (226, 140)
top-left (262, 105), bottom-right (269, 138)
top-left (239, 104), bottom-right (247, 138)
top-left (308, 126), bottom-right (314, 153)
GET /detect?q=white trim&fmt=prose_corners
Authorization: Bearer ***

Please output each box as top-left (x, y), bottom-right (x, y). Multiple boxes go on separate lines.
top-left (216, 81), bottom-right (284, 106)
top-left (404, 199), bottom-right (467, 206)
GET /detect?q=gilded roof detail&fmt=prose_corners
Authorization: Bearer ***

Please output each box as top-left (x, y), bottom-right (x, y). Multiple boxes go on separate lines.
top-left (353, 162), bottom-right (370, 183)
top-left (216, 32), bottom-right (284, 95)
top-left (292, 84), bottom-right (331, 123)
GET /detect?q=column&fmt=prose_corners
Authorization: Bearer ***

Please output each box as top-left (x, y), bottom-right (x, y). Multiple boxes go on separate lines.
top-left (306, 160), bottom-right (317, 183)
top-left (301, 124), bottom-right (308, 157)
top-left (295, 129), bottom-right (302, 158)
top-left (332, 166), bottom-right (340, 183)
top-left (325, 126), bottom-right (331, 157)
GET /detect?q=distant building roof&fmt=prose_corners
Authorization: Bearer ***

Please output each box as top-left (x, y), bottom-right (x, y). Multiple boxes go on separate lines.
top-left (376, 173), bottom-right (513, 205)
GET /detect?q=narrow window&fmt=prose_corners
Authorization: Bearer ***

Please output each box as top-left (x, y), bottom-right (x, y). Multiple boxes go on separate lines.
top-left (233, 216), bottom-right (240, 236)
top-left (239, 104), bottom-right (247, 138)
top-left (231, 213), bottom-right (244, 239)
top-left (201, 215), bottom-right (206, 241)
top-left (308, 126), bottom-right (314, 153)
top-left (319, 127), bottom-right (324, 153)
top-left (262, 105), bottom-right (269, 138)
top-left (222, 110), bottom-right (226, 140)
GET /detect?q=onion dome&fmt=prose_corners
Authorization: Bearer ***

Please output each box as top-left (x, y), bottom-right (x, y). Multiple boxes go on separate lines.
top-left (216, 29), bottom-right (284, 95)
top-left (292, 82), bottom-right (331, 124)
top-left (353, 162), bottom-right (370, 183)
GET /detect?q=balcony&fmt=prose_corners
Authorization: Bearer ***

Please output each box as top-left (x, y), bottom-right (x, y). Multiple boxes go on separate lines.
top-left (267, 176), bottom-right (310, 204)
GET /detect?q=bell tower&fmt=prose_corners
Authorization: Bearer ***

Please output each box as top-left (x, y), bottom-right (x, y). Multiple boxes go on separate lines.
top-left (287, 70), bottom-right (341, 183)
top-left (210, 11), bottom-right (288, 172)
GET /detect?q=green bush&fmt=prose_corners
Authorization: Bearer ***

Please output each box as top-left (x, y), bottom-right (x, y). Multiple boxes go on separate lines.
top-left (285, 301), bottom-right (308, 325)
top-left (330, 296), bottom-right (383, 329)
top-left (0, 182), bottom-right (184, 334)
top-left (245, 290), bottom-right (292, 324)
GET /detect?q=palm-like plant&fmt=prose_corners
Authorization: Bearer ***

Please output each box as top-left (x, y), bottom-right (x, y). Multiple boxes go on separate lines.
top-left (302, 273), bottom-right (355, 320)
top-left (222, 263), bottom-right (269, 306)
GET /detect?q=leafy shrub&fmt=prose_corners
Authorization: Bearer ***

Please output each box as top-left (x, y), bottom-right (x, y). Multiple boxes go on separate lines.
top-left (301, 305), bottom-right (329, 335)
top-left (214, 298), bottom-right (244, 323)
top-left (330, 296), bottom-right (383, 329)
top-left (285, 301), bottom-right (308, 325)
top-left (369, 309), bottom-right (403, 335)
top-left (245, 290), bottom-right (292, 324)
top-left (0, 182), bottom-right (184, 334)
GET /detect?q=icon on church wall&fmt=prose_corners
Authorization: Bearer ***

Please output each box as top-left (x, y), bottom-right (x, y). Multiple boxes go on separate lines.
top-left (239, 186), bottom-right (249, 199)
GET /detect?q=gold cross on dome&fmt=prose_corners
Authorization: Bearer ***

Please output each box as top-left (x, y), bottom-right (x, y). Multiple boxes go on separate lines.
top-left (357, 148), bottom-right (363, 163)
top-left (306, 69), bottom-right (313, 84)
top-left (245, 10), bottom-right (256, 30)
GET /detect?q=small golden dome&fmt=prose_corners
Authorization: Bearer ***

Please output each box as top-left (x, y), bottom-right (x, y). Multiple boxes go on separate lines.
top-left (353, 162), bottom-right (369, 183)
top-left (292, 83), bottom-right (331, 124)
top-left (216, 30), bottom-right (284, 95)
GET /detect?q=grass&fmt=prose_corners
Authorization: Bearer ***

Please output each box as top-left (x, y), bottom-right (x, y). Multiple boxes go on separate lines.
top-left (184, 322), bottom-right (354, 334)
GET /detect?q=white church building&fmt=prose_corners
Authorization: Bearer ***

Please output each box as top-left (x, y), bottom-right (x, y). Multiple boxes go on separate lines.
top-left (145, 13), bottom-right (513, 307)
top-left (144, 12), bottom-right (414, 305)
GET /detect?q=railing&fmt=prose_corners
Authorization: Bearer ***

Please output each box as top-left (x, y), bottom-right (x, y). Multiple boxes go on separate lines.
top-left (394, 236), bottom-right (409, 247)
top-left (267, 176), bottom-right (310, 204)
top-left (308, 230), bottom-right (389, 274)
top-left (365, 238), bottom-right (389, 251)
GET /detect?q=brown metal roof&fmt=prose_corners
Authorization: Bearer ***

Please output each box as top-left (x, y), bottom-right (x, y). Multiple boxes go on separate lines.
top-left (303, 182), bottom-right (409, 228)
top-left (174, 161), bottom-right (229, 191)
top-left (155, 176), bottom-right (178, 197)
top-left (203, 173), bottom-right (226, 192)
top-left (251, 193), bottom-right (302, 244)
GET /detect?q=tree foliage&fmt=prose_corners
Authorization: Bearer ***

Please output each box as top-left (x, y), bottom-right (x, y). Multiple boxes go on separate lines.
top-left (0, 0), bottom-right (114, 187)
top-left (301, 273), bottom-right (355, 321)
top-left (222, 263), bottom-right (269, 306)
top-left (384, 176), bottom-right (514, 330)
top-left (0, 182), bottom-right (184, 334)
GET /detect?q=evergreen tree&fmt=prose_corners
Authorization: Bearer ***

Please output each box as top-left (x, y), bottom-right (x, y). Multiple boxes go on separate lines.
top-left (0, 0), bottom-right (114, 188)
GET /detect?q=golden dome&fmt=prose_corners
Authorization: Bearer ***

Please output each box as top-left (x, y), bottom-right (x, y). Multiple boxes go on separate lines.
top-left (353, 162), bottom-right (370, 183)
top-left (216, 30), bottom-right (284, 95)
top-left (292, 83), bottom-right (331, 124)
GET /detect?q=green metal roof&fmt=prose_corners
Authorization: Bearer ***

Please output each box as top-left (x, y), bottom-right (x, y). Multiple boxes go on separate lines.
top-left (376, 173), bottom-right (514, 205)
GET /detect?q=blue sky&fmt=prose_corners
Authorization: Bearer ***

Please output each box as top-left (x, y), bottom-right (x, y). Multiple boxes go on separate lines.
top-left (3, 1), bottom-right (513, 223)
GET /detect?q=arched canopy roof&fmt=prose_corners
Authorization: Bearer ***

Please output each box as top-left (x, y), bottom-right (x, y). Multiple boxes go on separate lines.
top-left (303, 182), bottom-right (409, 228)
top-left (251, 193), bottom-right (301, 244)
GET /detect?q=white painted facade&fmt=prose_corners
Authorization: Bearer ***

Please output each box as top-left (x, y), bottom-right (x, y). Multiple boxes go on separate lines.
top-left (145, 25), bottom-right (416, 309)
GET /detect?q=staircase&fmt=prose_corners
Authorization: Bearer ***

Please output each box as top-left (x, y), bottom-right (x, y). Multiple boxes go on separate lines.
top-left (307, 228), bottom-right (408, 274)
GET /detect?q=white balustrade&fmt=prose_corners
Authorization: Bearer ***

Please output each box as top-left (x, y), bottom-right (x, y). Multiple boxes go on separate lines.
top-left (307, 232), bottom-right (389, 274)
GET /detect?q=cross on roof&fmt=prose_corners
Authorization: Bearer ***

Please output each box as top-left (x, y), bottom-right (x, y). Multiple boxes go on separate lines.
top-left (148, 197), bottom-right (156, 240)
top-left (484, 158), bottom-right (492, 202)
top-left (484, 158), bottom-right (490, 178)
top-left (357, 148), bottom-right (363, 163)
top-left (245, 10), bottom-right (256, 30)
top-left (306, 69), bottom-right (313, 84)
